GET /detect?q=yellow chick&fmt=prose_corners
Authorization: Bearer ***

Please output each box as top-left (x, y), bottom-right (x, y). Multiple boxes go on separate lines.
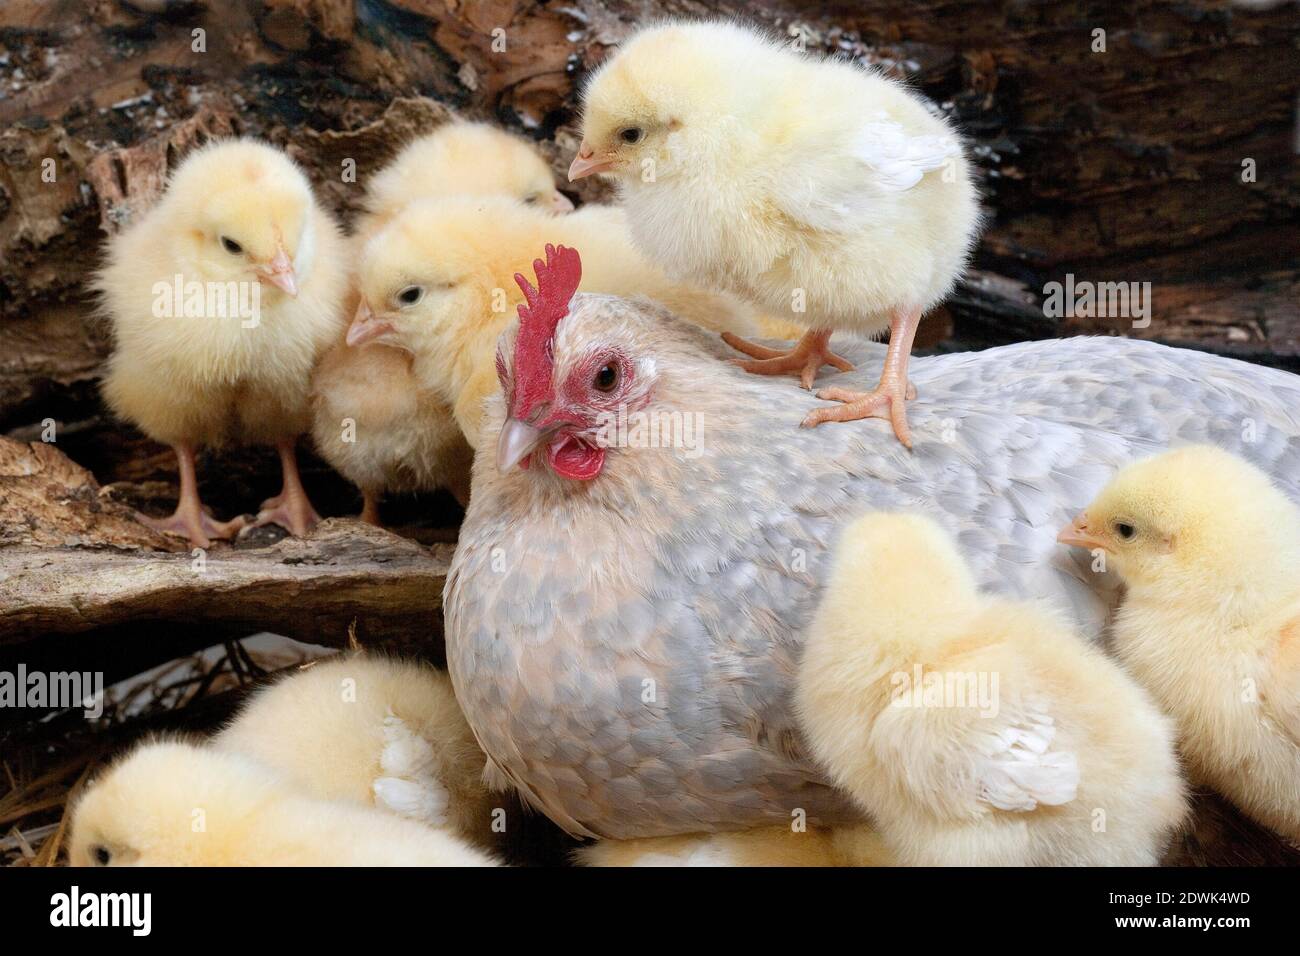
top-left (312, 123), bottom-right (574, 521)
top-left (571, 20), bottom-right (981, 447)
top-left (346, 195), bottom-right (783, 450)
top-left (1059, 445), bottom-right (1300, 843)
top-left (214, 655), bottom-right (496, 846)
top-left (576, 824), bottom-right (892, 867)
top-left (97, 139), bottom-right (347, 546)
top-left (310, 336), bottom-right (473, 519)
top-left (797, 513), bottom-right (1186, 866)
top-left (363, 121), bottom-right (574, 230)
top-left (68, 740), bottom-right (497, 866)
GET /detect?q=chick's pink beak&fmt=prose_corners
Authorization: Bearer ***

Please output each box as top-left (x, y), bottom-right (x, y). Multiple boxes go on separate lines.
top-left (551, 191), bottom-right (575, 213)
top-left (1057, 513), bottom-right (1108, 552)
top-left (346, 297), bottom-right (395, 348)
top-left (568, 142), bottom-right (615, 181)
top-left (260, 245), bottom-right (298, 297)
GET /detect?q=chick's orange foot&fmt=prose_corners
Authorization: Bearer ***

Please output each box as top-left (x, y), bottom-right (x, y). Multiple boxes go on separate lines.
top-left (802, 378), bottom-right (918, 448)
top-left (138, 507), bottom-right (246, 550)
top-left (253, 439), bottom-right (322, 536)
top-left (722, 327), bottom-right (854, 390)
top-left (254, 489), bottom-right (321, 537)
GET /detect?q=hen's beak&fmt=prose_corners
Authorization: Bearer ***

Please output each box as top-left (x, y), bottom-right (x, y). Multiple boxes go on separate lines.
top-left (551, 191), bottom-right (575, 213)
top-left (1057, 513), bottom-right (1108, 552)
top-left (497, 419), bottom-right (545, 473)
top-left (568, 142), bottom-right (615, 181)
top-left (259, 245), bottom-right (298, 297)
top-left (346, 297), bottom-right (395, 348)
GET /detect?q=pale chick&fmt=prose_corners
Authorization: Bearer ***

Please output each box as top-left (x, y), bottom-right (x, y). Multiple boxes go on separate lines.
top-left (97, 139), bottom-right (347, 547)
top-left (572, 20), bottom-right (981, 447)
top-left (213, 654), bottom-right (497, 847)
top-left (68, 740), bottom-right (497, 866)
top-left (1060, 445), bottom-right (1300, 843)
top-left (313, 123), bottom-right (571, 520)
top-left (576, 825), bottom-right (893, 867)
top-left (362, 121), bottom-right (574, 232)
top-left (797, 513), bottom-right (1186, 866)
top-left (346, 195), bottom-right (796, 450)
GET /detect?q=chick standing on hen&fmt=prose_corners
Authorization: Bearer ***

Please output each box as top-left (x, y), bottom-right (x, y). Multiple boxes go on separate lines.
top-left (215, 655), bottom-right (496, 846)
top-left (1061, 446), bottom-right (1300, 843)
top-left (97, 139), bottom-right (346, 546)
top-left (312, 123), bottom-right (571, 521)
top-left (571, 20), bottom-right (981, 446)
top-left (797, 512), bottom-right (1186, 865)
top-left (69, 740), bottom-right (496, 866)
top-left (446, 243), bottom-right (1300, 841)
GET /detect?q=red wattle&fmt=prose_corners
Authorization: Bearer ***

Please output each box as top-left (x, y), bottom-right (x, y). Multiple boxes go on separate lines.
top-left (546, 434), bottom-right (605, 481)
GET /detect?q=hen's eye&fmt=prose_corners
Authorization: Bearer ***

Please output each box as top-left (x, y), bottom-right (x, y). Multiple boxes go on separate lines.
top-left (396, 286), bottom-right (424, 306)
top-left (220, 236), bottom-right (243, 255)
top-left (593, 363), bottom-right (618, 392)
top-left (1114, 522), bottom-right (1136, 540)
top-left (92, 845), bottom-right (112, 866)
top-left (618, 127), bottom-right (643, 145)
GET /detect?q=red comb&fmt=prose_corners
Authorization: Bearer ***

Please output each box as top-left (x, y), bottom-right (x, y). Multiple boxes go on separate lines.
top-left (510, 244), bottom-right (582, 420)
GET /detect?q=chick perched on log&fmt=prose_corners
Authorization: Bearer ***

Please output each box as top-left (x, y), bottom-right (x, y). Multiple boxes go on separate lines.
top-left (97, 139), bottom-right (347, 546)
top-left (312, 123), bottom-right (573, 522)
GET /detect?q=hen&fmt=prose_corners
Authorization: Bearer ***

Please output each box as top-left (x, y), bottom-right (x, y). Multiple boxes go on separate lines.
top-left (445, 245), bottom-right (1300, 840)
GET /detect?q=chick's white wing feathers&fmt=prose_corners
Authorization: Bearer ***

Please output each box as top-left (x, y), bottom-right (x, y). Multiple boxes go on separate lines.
top-left (373, 711), bottom-right (450, 827)
top-left (773, 116), bottom-right (958, 232)
top-left (854, 119), bottom-right (959, 192)
top-left (974, 701), bottom-right (1080, 812)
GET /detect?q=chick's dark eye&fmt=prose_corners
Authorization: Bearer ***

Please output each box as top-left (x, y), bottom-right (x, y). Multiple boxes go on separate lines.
top-left (92, 845), bottom-right (112, 866)
top-left (618, 127), bottom-right (643, 145)
top-left (220, 236), bottom-right (243, 255)
top-left (1115, 522), bottom-right (1136, 540)
top-left (593, 363), bottom-right (618, 392)
top-left (397, 286), bottom-right (423, 306)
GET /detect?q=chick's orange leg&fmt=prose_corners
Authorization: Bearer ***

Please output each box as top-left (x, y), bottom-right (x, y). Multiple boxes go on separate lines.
top-left (137, 444), bottom-right (246, 549)
top-left (359, 490), bottom-right (383, 527)
top-left (722, 327), bottom-right (855, 391)
top-left (801, 305), bottom-right (922, 448)
top-left (255, 439), bottom-right (322, 536)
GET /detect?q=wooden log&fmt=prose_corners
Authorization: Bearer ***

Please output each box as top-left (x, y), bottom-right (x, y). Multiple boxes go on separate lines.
top-left (0, 436), bottom-right (450, 647)
top-left (0, 519), bottom-right (452, 647)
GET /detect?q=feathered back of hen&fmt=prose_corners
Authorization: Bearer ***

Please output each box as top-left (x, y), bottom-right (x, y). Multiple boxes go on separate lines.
top-left (510, 244), bottom-right (582, 420)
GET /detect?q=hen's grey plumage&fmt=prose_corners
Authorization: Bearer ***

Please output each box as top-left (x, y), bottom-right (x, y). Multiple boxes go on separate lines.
top-left (445, 296), bottom-right (1300, 839)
